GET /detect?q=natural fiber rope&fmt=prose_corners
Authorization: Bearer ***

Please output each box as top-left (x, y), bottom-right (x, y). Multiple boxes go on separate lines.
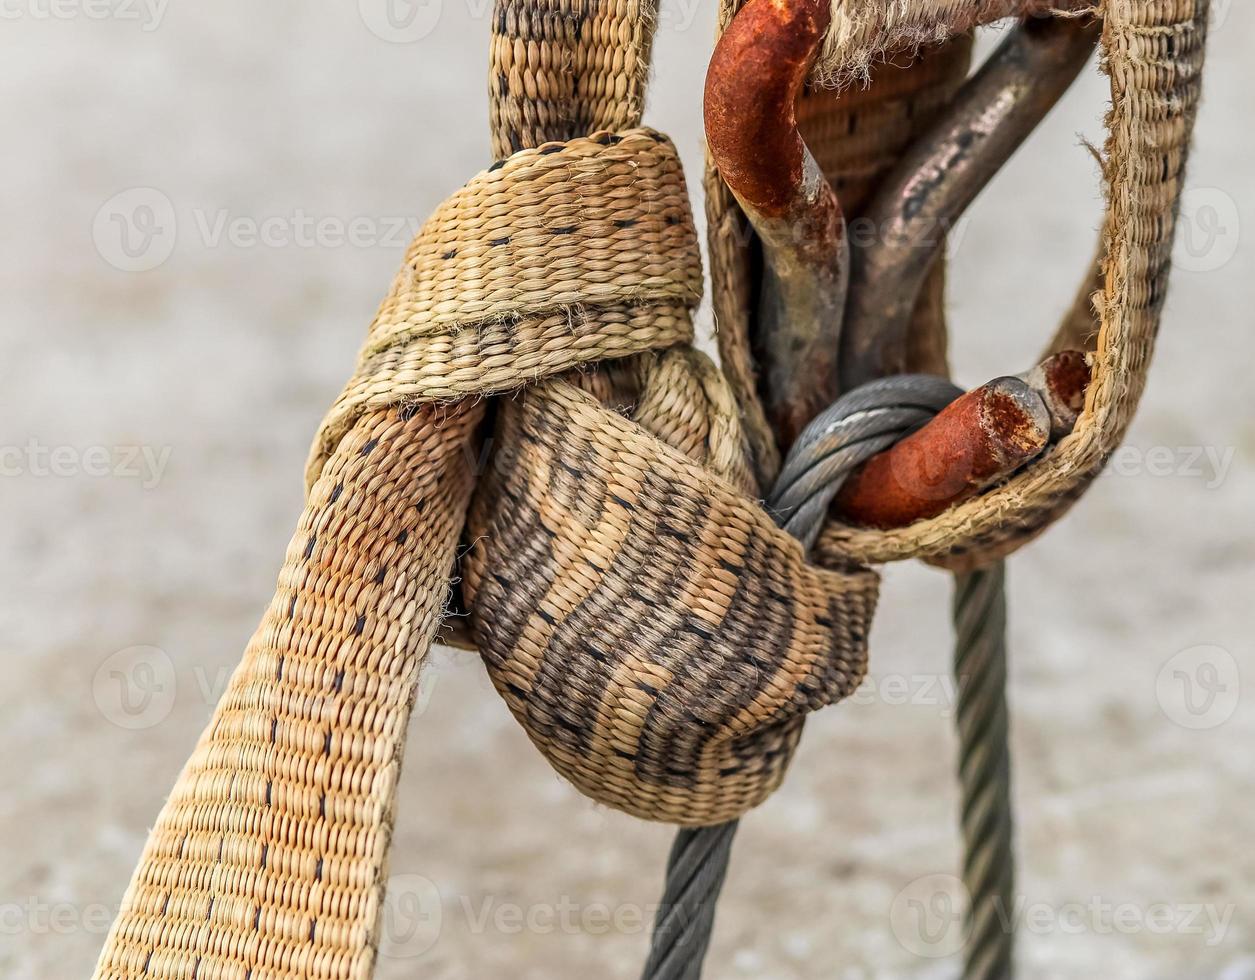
top-left (954, 561), bottom-right (1015, 980)
top-left (91, 0), bottom-right (1209, 975)
top-left (643, 375), bottom-right (1018, 979)
top-left (93, 2), bottom-right (732, 975)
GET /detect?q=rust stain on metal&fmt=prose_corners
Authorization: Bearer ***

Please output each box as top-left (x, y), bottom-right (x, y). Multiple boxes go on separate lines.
top-left (705, 0), bottom-right (845, 450)
top-left (983, 388), bottom-right (1044, 457)
top-left (1041, 349), bottom-right (1091, 414)
top-left (704, 0), bottom-right (830, 217)
top-left (834, 378), bottom-right (1051, 529)
top-left (1019, 349), bottom-right (1092, 440)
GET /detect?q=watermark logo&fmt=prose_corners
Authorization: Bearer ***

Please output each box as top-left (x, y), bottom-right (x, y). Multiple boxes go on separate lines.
top-left (381, 874), bottom-right (444, 958)
top-left (0, 0), bottom-right (169, 30)
top-left (0, 440), bottom-right (171, 488)
top-left (93, 187), bottom-right (177, 272)
top-left (92, 645), bottom-right (177, 730)
top-left (994, 896), bottom-right (1233, 946)
top-left (890, 873), bottom-right (969, 959)
top-left (1174, 187), bottom-right (1240, 274)
top-left (1156, 644), bottom-right (1240, 730)
top-left (848, 673), bottom-right (958, 717)
top-left (93, 189), bottom-right (429, 272)
top-left (1100, 444), bottom-right (1236, 489)
top-left (358, 0), bottom-right (444, 42)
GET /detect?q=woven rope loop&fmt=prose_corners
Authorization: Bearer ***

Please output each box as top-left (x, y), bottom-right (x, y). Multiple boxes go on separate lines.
top-left (463, 377), bottom-right (880, 825)
top-left (712, 0), bottom-right (1210, 571)
top-left (308, 127), bottom-right (703, 484)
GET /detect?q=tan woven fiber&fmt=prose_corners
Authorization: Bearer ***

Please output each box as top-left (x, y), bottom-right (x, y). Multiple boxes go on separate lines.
top-left (489, 0), bottom-right (657, 157)
top-left (308, 127), bottom-right (702, 484)
top-left (94, 0), bottom-right (711, 974)
top-left (816, 0), bottom-right (1211, 571)
top-left (800, 38), bottom-right (974, 215)
top-left (96, 0), bottom-right (880, 972)
top-left (464, 377), bottom-right (878, 825)
top-left (94, 401), bottom-right (483, 980)
top-left (461, 0), bottom-right (879, 825)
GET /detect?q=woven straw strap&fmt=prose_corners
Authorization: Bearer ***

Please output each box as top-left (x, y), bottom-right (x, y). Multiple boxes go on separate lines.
top-left (95, 401), bottom-right (483, 980)
top-left (464, 377), bottom-right (878, 826)
top-left (94, 0), bottom-right (748, 973)
top-left (94, 122), bottom-right (710, 977)
top-left (308, 127), bottom-right (701, 484)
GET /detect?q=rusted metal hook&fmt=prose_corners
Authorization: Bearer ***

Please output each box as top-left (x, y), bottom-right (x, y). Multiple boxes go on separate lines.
top-left (705, 0), bottom-right (846, 449)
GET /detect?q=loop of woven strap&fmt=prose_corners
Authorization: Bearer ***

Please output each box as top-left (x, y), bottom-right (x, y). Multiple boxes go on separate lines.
top-left (95, 123), bottom-right (745, 979)
top-left (299, 124), bottom-right (881, 826)
top-left (290, 119), bottom-right (886, 826)
top-left (463, 378), bottom-right (879, 825)
top-left (307, 127), bottom-right (703, 486)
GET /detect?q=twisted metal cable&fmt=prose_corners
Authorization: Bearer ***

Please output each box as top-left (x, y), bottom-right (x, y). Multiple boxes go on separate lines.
top-left (640, 822), bottom-right (739, 980)
top-left (643, 375), bottom-right (965, 980)
top-left (953, 561), bottom-right (1015, 980)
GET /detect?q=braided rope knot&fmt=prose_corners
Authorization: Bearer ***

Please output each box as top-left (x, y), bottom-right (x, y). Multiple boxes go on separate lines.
top-left (293, 120), bottom-right (893, 828)
top-left (463, 374), bottom-right (881, 826)
top-left (308, 128), bottom-right (703, 484)
top-left (465, 375), bottom-right (971, 827)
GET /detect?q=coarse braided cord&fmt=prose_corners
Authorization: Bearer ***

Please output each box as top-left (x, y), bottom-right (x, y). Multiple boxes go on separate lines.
top-left (642, 375), bottom-right (1016, 979)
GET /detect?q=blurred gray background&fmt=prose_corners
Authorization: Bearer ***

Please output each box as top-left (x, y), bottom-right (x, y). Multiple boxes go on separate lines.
top-left (1, 2), bottom-right (1252, 978)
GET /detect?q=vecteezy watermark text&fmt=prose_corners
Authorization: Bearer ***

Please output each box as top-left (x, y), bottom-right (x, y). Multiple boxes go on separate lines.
top-left (0, 897), bottom-right (116, 936)
top-left (0, 440), bottom-right (170, 488)
top-left (1100, 443), bottom-right (1237, 489)
top-left (0, 0), bottom-right (168, 30)
top-left (890, 874), bottom-right (1236, 960)
top-left (93, 187), bottom-right (428, 271)
top-left (381, 874), bottom-right (661, 959)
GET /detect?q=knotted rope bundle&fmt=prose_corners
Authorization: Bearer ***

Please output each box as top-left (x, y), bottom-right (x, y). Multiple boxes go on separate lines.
top-left (464, 375), bottom-right (877, 824)
top-left (308, 127), bottom-right (703, 483)
top-left (93, 0), bottom-right (1210, 978)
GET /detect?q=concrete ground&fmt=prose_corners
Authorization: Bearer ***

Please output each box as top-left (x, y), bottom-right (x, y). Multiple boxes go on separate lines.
top-left (1, 2), bottom-right (1252, 978)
